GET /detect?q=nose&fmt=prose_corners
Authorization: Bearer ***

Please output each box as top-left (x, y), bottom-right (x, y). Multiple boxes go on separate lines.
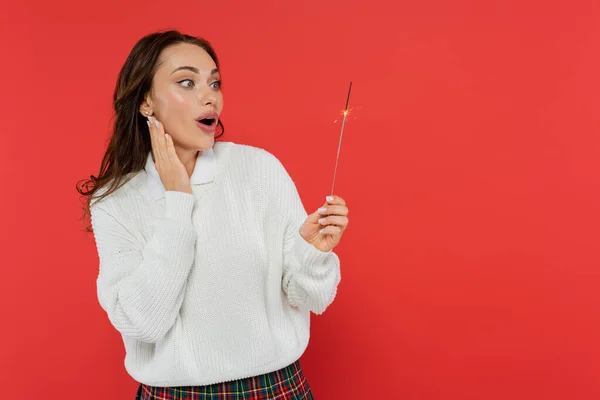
top-left (199, 86), bottom-right (217, 107)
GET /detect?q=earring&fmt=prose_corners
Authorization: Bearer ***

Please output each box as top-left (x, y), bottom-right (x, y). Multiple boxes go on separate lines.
top-left (145, 111), bottom-right (149, 115)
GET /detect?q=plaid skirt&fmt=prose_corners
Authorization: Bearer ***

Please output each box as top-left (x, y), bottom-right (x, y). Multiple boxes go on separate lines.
top-left (135, 360), bottom-right (314, 400)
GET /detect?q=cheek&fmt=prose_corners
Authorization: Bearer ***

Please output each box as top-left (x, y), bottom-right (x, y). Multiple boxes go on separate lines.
top-left (172, 92), bottom-right (185, 104)
top-left (157, 93), bottom-right (188, 117)
top-left (156, 95), bottom-right (169, 115)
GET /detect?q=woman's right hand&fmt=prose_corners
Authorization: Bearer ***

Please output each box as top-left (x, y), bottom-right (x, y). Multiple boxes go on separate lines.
top-left (147, 116), bottom-right (192, 194)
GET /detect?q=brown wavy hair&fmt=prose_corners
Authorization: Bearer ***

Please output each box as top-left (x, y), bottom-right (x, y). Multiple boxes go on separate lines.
top-left (76, 30), bottom-right (224, 232)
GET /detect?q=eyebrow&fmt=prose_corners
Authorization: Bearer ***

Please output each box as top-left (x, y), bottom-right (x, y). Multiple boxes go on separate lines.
top-left (170, 66), bottom-right (219, 76)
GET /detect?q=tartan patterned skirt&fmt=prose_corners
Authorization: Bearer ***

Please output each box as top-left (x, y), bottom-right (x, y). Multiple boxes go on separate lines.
top-left (135, 360), bottom-right (314, 400)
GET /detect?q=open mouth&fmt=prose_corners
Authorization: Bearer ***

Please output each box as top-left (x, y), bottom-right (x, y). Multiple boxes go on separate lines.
top-left (195, 112), bottom-right (218, 133)
top-left (197, 117), bottom-right (216, 126)
top-left (195, 111), bottom-right (218, 132)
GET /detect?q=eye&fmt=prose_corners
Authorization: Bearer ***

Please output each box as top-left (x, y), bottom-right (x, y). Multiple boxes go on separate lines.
top-left (210, 80), bottom-right (221, 90)
top-left (178, 79), bottom-right (195, 88)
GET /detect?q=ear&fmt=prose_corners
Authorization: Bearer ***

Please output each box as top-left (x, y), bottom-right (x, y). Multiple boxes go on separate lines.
top-left (139, 96), bottom-right (154, 117)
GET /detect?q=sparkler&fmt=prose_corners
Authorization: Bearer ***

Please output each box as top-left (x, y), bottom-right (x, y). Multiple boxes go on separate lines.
top-left (330, 81), bottom-right (353, 196)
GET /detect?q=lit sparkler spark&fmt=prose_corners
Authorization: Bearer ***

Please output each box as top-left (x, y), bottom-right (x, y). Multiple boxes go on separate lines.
top-left (333, 107), bottom-right (355, 123)
top-left (331, 82), bottom-right (352, 196)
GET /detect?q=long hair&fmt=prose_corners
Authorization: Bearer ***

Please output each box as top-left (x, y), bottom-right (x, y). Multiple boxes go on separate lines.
top-left (76, 30), bottom-right (224, 232)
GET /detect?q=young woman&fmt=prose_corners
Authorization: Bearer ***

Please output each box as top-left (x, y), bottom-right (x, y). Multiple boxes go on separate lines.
top-left (77, 30), bottom-right (349, 399)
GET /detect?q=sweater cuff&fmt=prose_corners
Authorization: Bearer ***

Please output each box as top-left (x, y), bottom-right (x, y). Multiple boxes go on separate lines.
top-left (291, 228), bottom-right (335, 268)
top-left (164, 191), bottom-right (195, 222)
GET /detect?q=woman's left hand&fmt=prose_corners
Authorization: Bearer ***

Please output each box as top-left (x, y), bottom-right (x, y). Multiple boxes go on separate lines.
top-left (299, 195), bottom-right (349, 253)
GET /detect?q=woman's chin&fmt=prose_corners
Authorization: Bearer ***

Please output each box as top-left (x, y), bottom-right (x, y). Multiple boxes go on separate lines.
top-left (185, 136), bottom-right (215, 151)
top-left (200, 136), bottom-right (216, 149)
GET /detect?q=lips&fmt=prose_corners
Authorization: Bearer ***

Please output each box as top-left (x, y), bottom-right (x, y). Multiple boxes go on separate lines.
top-left (195, 112), bottom-right (218, 133)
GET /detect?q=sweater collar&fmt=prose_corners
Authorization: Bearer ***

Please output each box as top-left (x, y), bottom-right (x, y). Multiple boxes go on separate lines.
top-left (144, 147), bottom-right (216, 200)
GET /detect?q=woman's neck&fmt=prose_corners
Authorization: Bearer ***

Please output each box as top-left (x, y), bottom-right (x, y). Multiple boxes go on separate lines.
top-left (175, 148), bottom-right (199, 177)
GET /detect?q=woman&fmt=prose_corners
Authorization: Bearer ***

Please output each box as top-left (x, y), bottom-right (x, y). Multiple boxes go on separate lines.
top-left (77, 30), bottom-right (349, 399)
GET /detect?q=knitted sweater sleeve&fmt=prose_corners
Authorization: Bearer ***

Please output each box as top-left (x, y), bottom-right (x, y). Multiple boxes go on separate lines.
top-left (90, 191), bottom-right (197, 343)
top-left (270, 156), bottom-right (342, 315)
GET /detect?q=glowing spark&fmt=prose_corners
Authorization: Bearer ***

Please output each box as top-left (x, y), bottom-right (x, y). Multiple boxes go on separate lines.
top-left (333, 106), bottom-right (358, 124)
top-left (331, 82), bottom-right (352, 196)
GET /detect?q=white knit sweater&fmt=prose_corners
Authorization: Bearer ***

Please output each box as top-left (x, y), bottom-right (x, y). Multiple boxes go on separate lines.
top-left (89, 141), bottom-right (341, 387)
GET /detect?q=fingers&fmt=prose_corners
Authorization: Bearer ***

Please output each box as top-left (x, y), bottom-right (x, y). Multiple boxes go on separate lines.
top-left (147, 116), bottom-right (158, 160)
top-left (165, 132), bottom-right (177, 159)
top-left (317, 215), bottom-right (349, 232)
top-left (304, 195), bottom-right (348, 225)
top-left (317, 204), bottom-right (348, 217)
top-left (154, 117), bottom-right (166, 158)
top-left (325, 195), bottom-right (346, 206)
top-left (319, 225), bottom-right (342, 236)
top-left (148, 116), bottom-right (167, 165)
top-left (147, 116), bottom-right (160, 163)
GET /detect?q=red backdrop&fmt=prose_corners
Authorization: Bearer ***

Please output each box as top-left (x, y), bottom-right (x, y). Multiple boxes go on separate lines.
top-left (1, 0), bottom-right (600, 399)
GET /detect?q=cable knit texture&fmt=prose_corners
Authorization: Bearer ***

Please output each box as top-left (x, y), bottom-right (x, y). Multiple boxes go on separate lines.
top-left (89, 141), bottom-right (341, 387)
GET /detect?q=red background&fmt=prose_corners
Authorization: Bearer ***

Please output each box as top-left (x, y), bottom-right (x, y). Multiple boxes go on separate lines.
top-left (1, 0), bottom-right (600, 399)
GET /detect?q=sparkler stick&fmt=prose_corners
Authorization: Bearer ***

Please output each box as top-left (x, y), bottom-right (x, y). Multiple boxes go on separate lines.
top-left (331, 81), bottom-right (352, 196)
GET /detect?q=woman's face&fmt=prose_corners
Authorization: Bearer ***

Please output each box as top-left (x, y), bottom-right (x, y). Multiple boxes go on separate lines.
top-left (142, 43), bottom-right (223, 151)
